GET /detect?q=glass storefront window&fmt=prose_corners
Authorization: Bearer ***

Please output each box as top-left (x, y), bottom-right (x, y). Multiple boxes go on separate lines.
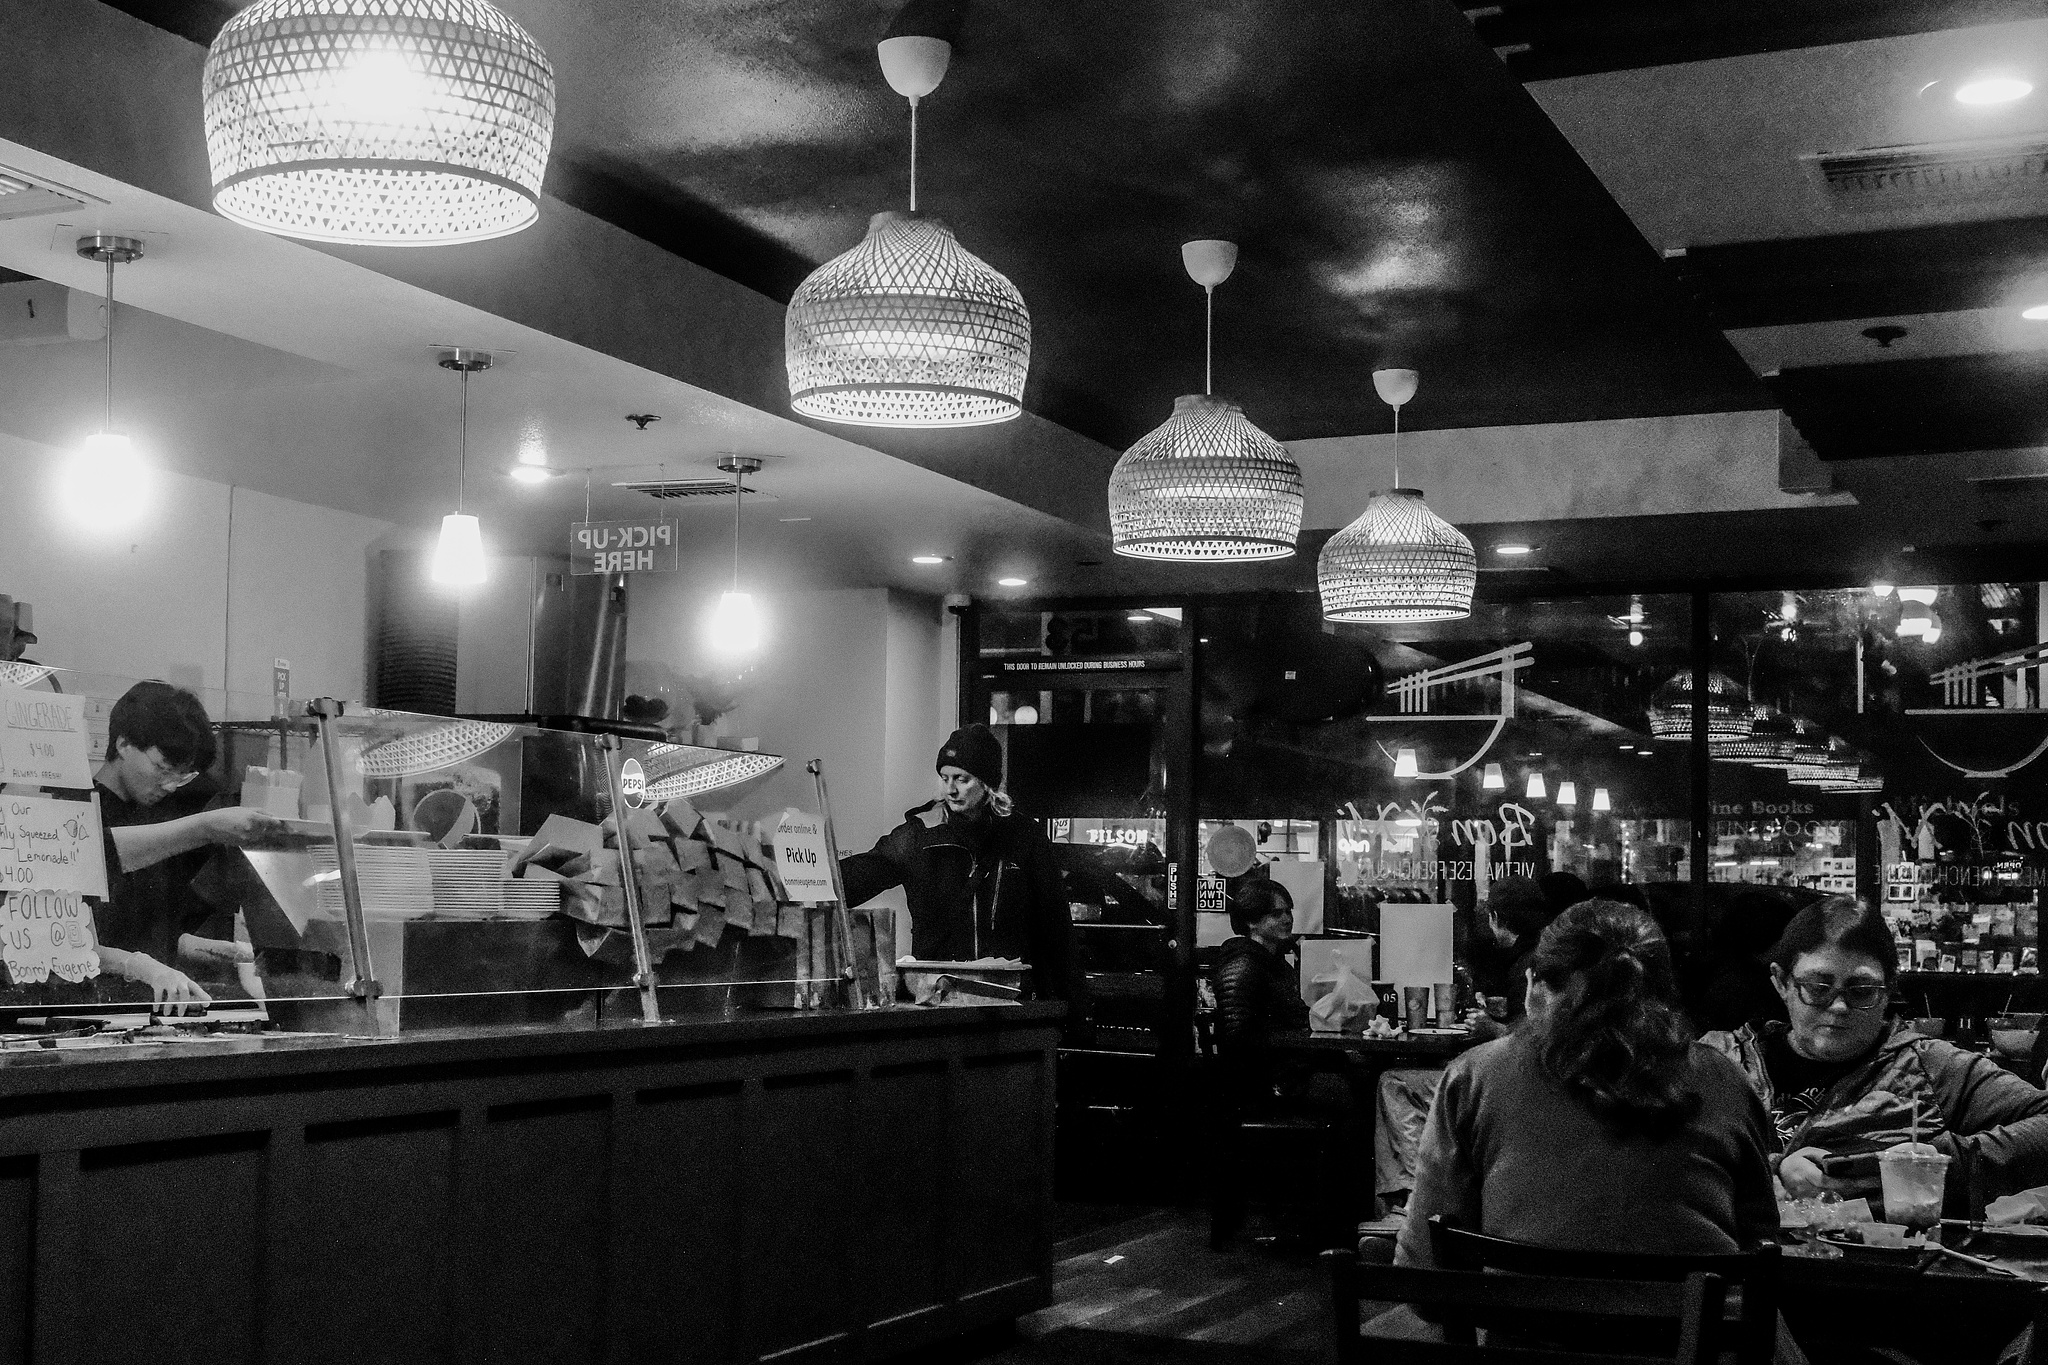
top-left (1707, 582), bottom-right (2048, 1005)
top-left (1197, 594), bottom-right (1695, 917)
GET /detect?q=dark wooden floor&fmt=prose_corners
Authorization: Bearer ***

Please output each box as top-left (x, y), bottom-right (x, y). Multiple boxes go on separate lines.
top-left (891, 1205), bottom-right (1332, 1365)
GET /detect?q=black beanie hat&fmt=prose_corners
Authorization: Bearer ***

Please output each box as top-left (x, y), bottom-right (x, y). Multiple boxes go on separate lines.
top-left (937, 724), bottom-right (1004, 790)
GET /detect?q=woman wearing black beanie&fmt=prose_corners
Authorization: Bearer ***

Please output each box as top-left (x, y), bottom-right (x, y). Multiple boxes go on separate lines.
top-left (839, 724), bottom-right (1070, 999)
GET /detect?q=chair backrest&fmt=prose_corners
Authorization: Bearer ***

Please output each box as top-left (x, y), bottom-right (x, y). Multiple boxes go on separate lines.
top-left (1427, 1217), bottom-right (1778, 1365)
top-left (1326, 1251), bottom-right (1724, 1365)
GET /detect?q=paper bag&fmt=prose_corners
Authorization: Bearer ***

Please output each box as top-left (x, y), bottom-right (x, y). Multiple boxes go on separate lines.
top-left (1309, 957), bottom-right (1378, 1033)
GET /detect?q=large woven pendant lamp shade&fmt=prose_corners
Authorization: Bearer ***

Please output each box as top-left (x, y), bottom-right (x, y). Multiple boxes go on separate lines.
top-left (202, 0), bottom-right (555, 246)
top-left (1108, 240), bottom-right (1303, 560)
top-left (1318, 369), bottom-right (1475, 622)
top-left (785, 37), bottom-right (1030, 428)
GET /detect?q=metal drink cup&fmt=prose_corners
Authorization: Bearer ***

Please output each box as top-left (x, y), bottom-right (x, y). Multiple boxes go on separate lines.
top-left (1402, 986), bottom-right (1430, 1031)
top-left (1878, 1143), bottom-right (1949, 1232)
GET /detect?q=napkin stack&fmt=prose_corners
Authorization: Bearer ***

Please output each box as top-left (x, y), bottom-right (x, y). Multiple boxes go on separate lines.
top-left (513, 799), bottom-right (794, 964)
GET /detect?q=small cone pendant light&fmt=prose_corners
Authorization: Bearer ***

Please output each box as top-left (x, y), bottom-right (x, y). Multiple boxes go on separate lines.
top-left (430, 348), bottom-right (490, 587)
top-left (1107, 240), bottom-right (1303, 560)
top-left (61, 235), bottom-right (150, 528)
top-left (1319, 369), bottom-right (1475, 622)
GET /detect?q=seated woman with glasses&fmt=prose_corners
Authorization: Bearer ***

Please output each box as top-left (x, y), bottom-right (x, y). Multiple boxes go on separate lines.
top-left (94, 681), bottom-right (283, 1013)
top-left (1703, 896), bottom-right (2048, 1218)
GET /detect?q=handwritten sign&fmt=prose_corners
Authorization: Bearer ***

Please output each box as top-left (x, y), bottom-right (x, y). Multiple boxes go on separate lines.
top-left (0, 795), bottom-right (108, 898)
top-left (0, 890), bottom-right (99, 984)
top-left (0, 684), bottom-right (92, 788)
top-left (773, 809), bottom-right (835, 904)
top-left (571, 520), bottom-right (680, 575)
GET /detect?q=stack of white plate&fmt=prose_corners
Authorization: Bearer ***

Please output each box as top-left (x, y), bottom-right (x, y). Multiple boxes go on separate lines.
top-left (312, 847), bottom-right (432, 919)
top-left (427, 849), bottom-right (510, 919)
top-left (502, 880), bottom-right (560, 920)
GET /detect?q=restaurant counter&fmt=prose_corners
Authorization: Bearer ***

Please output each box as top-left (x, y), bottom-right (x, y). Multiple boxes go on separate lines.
top-left (0, 1002), bottom-right (1063, 1365)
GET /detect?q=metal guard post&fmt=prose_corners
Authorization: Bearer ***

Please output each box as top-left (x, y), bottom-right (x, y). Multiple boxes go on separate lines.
top-left (809, 759), bottom-right (872, 1010)
top-left (601, 734), bottom-right (663, 1024)
top-left (308, 698), bottom-right (379, 1009)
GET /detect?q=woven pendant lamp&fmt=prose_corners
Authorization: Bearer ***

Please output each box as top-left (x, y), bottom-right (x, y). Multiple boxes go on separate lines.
top-left (202, 0), bottom-right (555, 246)
top-left (1108, 240), bottom-right (1303, 560)
top-left (785, 36), bottom-right (1029, 427)
top-left (1318, 369), bottom-right (1475, 622)
top-left (1647, 670), bottom-right (1752, 740)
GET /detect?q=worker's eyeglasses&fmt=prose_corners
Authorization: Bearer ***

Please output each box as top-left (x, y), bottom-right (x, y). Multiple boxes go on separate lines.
top-left (126, 742), bottom-right (199, 791)
top-left (1789, 978), bottom-right (1888, 1011)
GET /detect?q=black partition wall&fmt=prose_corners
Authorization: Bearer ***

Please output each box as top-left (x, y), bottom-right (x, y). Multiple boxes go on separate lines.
top-left (965, 579), bottom-right (2048, 1077)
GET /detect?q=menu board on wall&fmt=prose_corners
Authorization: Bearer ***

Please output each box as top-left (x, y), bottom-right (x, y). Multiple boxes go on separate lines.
top-left (0, 794), bottom-right (108, 899)
top-left (0, 684), bottom-right (92, 788)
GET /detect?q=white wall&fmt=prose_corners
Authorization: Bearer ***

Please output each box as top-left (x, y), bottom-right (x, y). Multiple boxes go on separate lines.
top-left (0, 430), bottom-right (390, 706)
top-left (623, 579), bottom-right (954, 858)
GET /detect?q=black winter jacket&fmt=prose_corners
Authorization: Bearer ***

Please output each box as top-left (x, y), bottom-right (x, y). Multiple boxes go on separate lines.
top-left (1211, 936), bottom-right (1308, 1107)
top-left (840, 801), bottom-right (1070, 999)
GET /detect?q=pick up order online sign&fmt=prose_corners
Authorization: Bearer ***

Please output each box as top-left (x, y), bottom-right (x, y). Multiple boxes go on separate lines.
top-left (571, 520), bottom-right (681, 575)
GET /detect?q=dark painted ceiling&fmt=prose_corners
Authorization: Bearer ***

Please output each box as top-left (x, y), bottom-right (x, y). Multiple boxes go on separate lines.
top-left (110, 0), bottom-right (1769, 453)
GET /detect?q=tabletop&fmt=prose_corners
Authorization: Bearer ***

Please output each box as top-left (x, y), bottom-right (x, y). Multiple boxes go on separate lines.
top-left (1268, 1028), bottom-right (1482, 1062)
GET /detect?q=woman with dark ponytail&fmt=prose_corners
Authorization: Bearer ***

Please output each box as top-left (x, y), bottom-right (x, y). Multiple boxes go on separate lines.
top-left (1394, 900), bottom-right (1777, 1268)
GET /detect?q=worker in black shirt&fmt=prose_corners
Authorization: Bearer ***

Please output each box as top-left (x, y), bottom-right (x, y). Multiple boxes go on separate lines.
top-left (94, 682), bottom-right (283, 1012)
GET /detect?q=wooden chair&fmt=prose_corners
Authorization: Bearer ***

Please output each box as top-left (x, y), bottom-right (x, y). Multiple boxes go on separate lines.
top-left (1327, 1250), bottom-right (1724, 1365)
top-left (1426, 1217), bottom-right (1779, 1365)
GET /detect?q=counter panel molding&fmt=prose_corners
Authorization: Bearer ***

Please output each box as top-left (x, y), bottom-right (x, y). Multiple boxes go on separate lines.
top-left (0, 1005), bottom-right (1061, 1365)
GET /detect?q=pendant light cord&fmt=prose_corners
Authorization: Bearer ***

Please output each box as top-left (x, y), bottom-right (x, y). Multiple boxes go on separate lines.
top-left (457, 367), bottom-right (470, 515)
top-left (1204, 286), bottom-right (1214, 395)
top-left (103, 254), bottom-right (116, 431)
top-left (1392, 404), bottom-right (1402, 488)
top-left (731, 464), bottom-right (744, 591)
top-left (909, 96), bottom-right (920, 212)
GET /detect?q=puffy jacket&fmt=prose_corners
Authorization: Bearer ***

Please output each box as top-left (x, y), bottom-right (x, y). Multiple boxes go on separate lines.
top-left (839, 800), bottom-right (1069, 998)
top-left (1702, 1018), bottom-right (2048, 1216)
top-left (1211, 936), bottom-right (1309, 1108)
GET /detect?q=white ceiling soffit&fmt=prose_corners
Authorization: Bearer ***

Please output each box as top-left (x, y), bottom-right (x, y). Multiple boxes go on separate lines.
top-left (1727, 305), bottom-right (2048, 372)
top-left (0, 137), bottom-right (1114, 596)
top-left (1288, 409), bottom-right (1852, 531)
top-left (1527, 17), bottom-right (2048, 250)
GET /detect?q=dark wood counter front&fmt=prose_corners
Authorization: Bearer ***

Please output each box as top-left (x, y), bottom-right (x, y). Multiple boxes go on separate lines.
top-left (0, 1004), bottom-right (1063, 1365)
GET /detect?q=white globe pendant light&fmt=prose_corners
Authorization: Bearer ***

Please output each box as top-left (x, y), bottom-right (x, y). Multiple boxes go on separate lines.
top-left (1318, 370), bottom-right (1476, 622)
top-left (202, 0), bottom-right (555, 246)
top-left (61, 235), bottom-right (152, 530)
top-left (430, 349), bottom-right (491, 587)
top-left (1107, 240), bottom-right (1304, 560)
top-left (784, 36), bottom-right (1029, 427)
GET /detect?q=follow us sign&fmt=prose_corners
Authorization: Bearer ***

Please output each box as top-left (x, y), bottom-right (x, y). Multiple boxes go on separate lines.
top-left (571, 520), bottom-right (681, 575)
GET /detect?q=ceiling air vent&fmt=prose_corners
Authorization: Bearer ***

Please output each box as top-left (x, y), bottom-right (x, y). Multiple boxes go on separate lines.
top-left (1804, 135), bottom-right (2048, 217)
top-left (0, 166), bottom-right (100, 222)
top-left (612, 478), bottom-right (776, 503)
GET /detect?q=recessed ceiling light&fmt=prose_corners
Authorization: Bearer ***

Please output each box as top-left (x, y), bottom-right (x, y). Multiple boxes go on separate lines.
top-left (1619, 743), bottom-right (1635, 750)
top-left (2024, 304), bottom-right (2048, 321)
top-left (507, 464), bottom-right (556, 484)
top-left (1127, 614), bottom-right (1149, 623)
top-left (1956, 76), bottom-right (2033, 105)
top-left (1494, 543), bottom-right (1534, 556)
top-left (779, 516), bottom-right (812, 522)
top-left (911, 554), bottom-right (949, 564)
top-left (998, 576), bottom-right (1028, 587)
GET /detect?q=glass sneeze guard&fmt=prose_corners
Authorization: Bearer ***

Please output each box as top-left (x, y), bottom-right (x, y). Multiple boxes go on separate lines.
top-left (0, 666), bottom-right (867, 1042)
